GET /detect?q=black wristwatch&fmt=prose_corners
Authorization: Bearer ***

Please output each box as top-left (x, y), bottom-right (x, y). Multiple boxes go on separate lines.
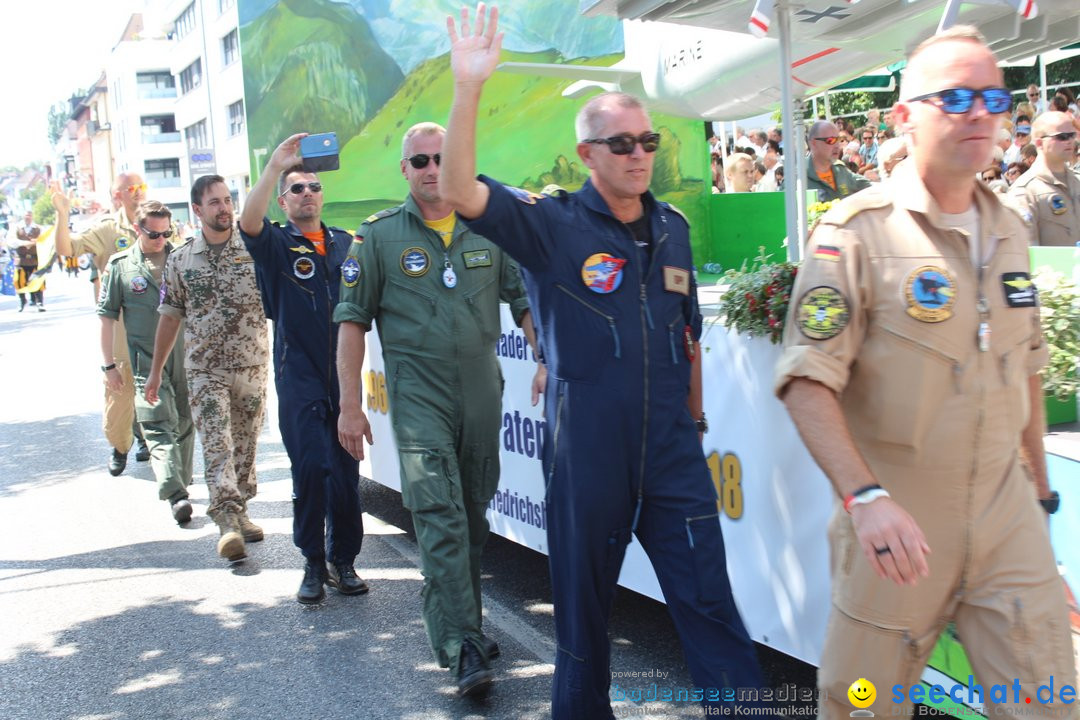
top-left (1039, 491), bottom-right (1060, 515)
top-left (695, 412), bottom-right (708, 433)
top-left (101, 363), bottom-right (117, 372)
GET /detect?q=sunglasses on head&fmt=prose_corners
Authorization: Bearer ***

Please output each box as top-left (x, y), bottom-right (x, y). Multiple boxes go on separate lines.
top-left (280, 182), bottom-right (323, 196)
top-left (1041, 131), bottom-right (1077, 142)
top-left (906, 87), bottom-right (1011, 115)
top-left (126, 183), bottom-right (148, 195)
top-left (140, 225), bottom-right (173, 240)
top-left (583, 132), bottom-right (661, 155)
top-left (813, 136), bottom-right (840, 145)
top-left (405, 153), bottom-right (441, 169)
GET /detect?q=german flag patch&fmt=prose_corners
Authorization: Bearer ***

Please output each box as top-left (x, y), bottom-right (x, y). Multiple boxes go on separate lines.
top-left (813, 245), bottom-right (841, 262)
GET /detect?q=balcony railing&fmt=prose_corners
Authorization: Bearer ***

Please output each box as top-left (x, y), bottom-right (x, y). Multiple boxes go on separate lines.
top-left (142, 132), bottom-right (182, 144)
top-left (147, 176), bottom-right (182, 189)
top-left (137, 87), bottom-right (178, 100)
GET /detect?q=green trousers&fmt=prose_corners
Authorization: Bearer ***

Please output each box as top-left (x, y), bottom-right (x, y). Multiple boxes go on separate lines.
top-left (388, 352), bottom-right (502, 675)
top-left (133, 352), bottom-right (194, 503)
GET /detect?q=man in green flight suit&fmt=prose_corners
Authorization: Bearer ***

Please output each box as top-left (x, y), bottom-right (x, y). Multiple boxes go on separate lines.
top-left (98, 200), bottom-right (194, 525)
top-left (334, 122), bottom-right (543, 699)
top-left (806, 120), bottom-right (872, 202)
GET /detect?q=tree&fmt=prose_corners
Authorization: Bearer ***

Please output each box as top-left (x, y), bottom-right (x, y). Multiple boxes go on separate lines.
top-left (32, 192), bottom-right (55, 226)
top-left (47, 101), bottom-right (70, 146)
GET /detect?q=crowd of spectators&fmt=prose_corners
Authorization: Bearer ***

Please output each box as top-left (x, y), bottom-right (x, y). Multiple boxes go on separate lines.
top-left (707, 79), bottom-right (1079, 197)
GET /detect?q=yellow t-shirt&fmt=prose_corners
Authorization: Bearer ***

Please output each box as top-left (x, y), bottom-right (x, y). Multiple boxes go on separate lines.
top-left (424, 212), bottom-right (456, 248)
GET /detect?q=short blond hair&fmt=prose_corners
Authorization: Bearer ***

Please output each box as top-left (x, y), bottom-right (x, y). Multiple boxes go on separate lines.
top-left (401, 122), bottom-right (445, 158)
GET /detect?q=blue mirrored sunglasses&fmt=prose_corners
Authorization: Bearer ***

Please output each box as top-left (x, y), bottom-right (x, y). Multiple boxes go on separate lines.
top-left (906, 87), bottom-right (1012, 115)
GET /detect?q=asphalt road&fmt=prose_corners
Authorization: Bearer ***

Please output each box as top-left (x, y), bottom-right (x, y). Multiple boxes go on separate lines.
top-left (0, 267), bottom-right (813, 720)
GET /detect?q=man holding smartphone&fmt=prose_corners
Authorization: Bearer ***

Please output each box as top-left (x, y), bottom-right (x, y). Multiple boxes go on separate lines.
top-left (239, 135), bottom-right (367, 603)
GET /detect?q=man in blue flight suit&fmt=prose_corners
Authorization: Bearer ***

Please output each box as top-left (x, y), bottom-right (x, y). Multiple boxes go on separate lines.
top-left (439, 7), bottom-right (768, 720)
top-left (238, 137), bottom-right (367, 604)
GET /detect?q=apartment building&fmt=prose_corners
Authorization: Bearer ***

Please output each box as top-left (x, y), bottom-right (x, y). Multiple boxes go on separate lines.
top-left (160, 0), bottom-right (249, 210)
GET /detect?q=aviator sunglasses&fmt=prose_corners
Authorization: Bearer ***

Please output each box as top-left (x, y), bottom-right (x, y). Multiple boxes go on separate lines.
top-left (280, 182), bottom-right (323, 196)
top-left (405, 153), bottom-right (441, 169)
top-left (582, 132), bottom-right (661, 155)
top-left (906, 87), bottom-right (1012, 115)
top-left (140, 225), bottom-right (173, 240)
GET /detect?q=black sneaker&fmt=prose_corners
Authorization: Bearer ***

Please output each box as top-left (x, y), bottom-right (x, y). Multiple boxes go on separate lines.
top-left (327, 563), bottom-right (369, 596)
top-left (457, 640), bottom-right (494, 698)
top-left (135, 439), bottom-right (150, 462)
top-left (297, 561), bottom-right (328, 605)
top-left (108, 448), bottom-right (127, 476)
top-left (170, 498), bottom-right (193, 524)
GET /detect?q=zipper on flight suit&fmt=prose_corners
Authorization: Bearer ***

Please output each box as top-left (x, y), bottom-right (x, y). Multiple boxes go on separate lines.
top-left (630, 212), bottom-right (669, 534)
top-left (317, 239), bottom-right (334, 406)
top-left (553, 284), bottom-right (620, 358)
top-left (546, 385), bottom-right (567, 493)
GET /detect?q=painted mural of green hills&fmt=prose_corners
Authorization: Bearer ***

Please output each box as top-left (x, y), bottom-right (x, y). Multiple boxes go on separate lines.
top-left (327, 49), bottom-right (709, 247)
top-left (240, 0), bottom-right (404, 159)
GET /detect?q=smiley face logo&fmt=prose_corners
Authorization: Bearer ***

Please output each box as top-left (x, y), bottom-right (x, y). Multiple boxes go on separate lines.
top-left (848, 678), bottom-right (876, 709)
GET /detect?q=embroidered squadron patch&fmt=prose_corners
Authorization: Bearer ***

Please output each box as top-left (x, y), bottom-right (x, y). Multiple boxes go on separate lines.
top-left (1001, 272), bottom-right (1037, 308)
top-left (507, 186), bottom-right (545, 205)
top-left (1049, 194), bottom-right (1067, 215)
top-left (400, 247), bottom-right (430, 277)
top-left (293, 257), bottom-right (315, 280)
top-left (463, 250), bottom-right (492, 268)
top-left (796, 286), bottom-right (850, 340)
top-left (131, 276), bottom-right (148, 294)
top-left (115, 236), bottom-right (132, 252)
top-left (813, 245), bottom-right (841, 262)
top-left (904, 265), bottom-right (956, 322)
top-left (342, 257), bottom-right (361, 288)
top-left (663, 266), bottom-right (690, 295)
top-left (581, 253), bottom-right (627, 294)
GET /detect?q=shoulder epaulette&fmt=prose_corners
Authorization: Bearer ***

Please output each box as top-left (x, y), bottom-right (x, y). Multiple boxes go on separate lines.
top-left (107, 247), bottom-right (134, 265)
top-left (822, 187), bottom-right (892, 226)
top-left (361, 207), bottom-right (402, 226)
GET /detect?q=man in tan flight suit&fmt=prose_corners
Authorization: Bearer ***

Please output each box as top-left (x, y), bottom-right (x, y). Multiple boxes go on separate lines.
top-left (53, 176), bottom-right (152, 475)
top-left (1008, 111), bottom-right (1080, 247)
top-left (775, 28), bottom-right (1075, 718)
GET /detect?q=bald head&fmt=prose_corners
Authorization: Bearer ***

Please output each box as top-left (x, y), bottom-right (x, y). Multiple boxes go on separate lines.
top-left (901, 26), bottom-right (1001, 100)
top-left (1032, 111), bottom-right (1072, 140)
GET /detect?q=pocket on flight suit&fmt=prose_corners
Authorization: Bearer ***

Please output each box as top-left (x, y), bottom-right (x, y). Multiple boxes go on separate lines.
top-left (133, 350), bottom-right (175, 424)
top-left (464, 452), bottom-right (499, 505)
top-left (551, 283), bottom-right (620, 384)
top-left (398, 449), bottom-right (457, 513)
top-left (684, 513), bottom-right (735, 608)
top-left (979, 582), bottom-right (1073, 686)
top-left (995, 323), bottom-right (1034, 424)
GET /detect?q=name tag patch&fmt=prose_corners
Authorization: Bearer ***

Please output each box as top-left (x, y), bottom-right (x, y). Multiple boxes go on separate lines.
top-left (663, 266), bottom-right (690, 295)
top-left (233, 255), bottom-right (255, 264)
top-left (1001, 272), bottom-right (1037, 307)
top-left (463, 250), bottom-right (492, 268)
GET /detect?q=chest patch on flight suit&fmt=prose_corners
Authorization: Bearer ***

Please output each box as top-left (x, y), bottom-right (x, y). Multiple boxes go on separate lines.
top-left (400, 247), bottom-right (430, 277)
top-left (904, 266), bottom-right (956, 323)
top-left (1001, 272), bottom-right (1037, 307)
top-left (115, 236), bottom-right (132, 252)
top-left (581, 253), bottom-right (626, 294)
top-left (293, 257), bottom-right (315, 279)
top-left (289, 245), bottom-right (315, 254)
top-left (1049, 194), bottom-right (1067, 215)
top-left (663, 266), bottom-right (690, 295)
top-left (131, 276), bottom-right (148, 294)
top-left (796, 286), bottom-right (850, 340)
top-left (463, 250), bottom-right (492, 268)
top-left (342, 257), bottom-right (361, 287)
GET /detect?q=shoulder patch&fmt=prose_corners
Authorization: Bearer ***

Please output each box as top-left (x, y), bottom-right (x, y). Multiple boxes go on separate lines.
top-left (822, 189), bottom-right (892, 226)
top-left (661, 202), bottom-right (690, 226)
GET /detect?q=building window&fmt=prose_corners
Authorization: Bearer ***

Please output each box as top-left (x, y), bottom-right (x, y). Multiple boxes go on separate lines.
top-left (227, 99), bottom-right (245, 137)
top-left (136, 71), bottom-right (176, 99)
top-left (185, 119), bottom-right (208, 149)
top-left (179, 59), bottom-right (202, 95)
top-left (145, 158), bottom-right (182, 189)
top-left (218, 0), bottom-right (236, 14)
top-left (175, 3), bottom-right (196, 39)
top-left (222, 29), bottom-right (238, 66)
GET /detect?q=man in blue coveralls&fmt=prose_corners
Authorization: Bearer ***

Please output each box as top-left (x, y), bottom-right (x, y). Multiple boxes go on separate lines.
top-left (439, 6), bottom-right (767, 719)
top-left (238, 138), bottom-right (367, 604)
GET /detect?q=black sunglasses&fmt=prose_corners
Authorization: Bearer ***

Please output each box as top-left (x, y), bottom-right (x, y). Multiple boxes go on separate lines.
top-left (813, 136), bottom-right (840, 145)
top-left (281, 182), bottom-right (323, 196)
top-left (405, 153), bottom-right (441, 169)
top-left (906, 87), bottom-right (1011, 115)
top-left (1041, 131), bottom-right (1077, 142)
top-left (583, 132), bottom-right (661, 155)
top-left (140, 226), bottom-right (173, 240)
